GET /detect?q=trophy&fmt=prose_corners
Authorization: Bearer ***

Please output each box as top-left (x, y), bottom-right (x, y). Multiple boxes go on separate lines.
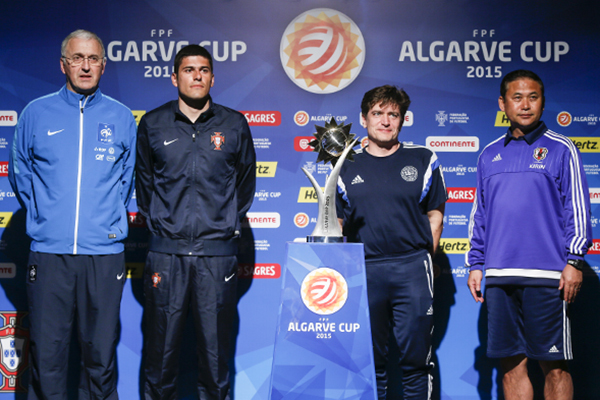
top-left (302, 118), bottom-right (357, 243)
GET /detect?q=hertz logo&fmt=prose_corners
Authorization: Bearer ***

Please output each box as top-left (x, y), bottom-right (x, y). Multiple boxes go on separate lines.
top-left (131, 110), bottom-right (146, 126)
top-left (0, 212), bottom-right (13, 228)
top-left (298, 187), bottom-right (324, 203)
top-left (301, 267), bottom-right (348, 315)
top-left (256, 162), bottom-right (277, 177)
top-left (494, 111), bottom-right (510, 127)
top-left (280, 9), bottom-right (366, 94)
top-left (438, 238), bottom-right (470, 254)
top-left (125, 262), bottom-right (144, 279)
top-left (569, 137), bottom-right (600, 153)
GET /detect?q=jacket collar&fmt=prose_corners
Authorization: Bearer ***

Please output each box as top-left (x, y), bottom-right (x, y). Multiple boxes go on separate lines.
top-left (172, 97), bottom-right (215, 124)
top-left (58, 84), bottom-right (103, 109)
top-left (504, 121), bottom-right (546, 146)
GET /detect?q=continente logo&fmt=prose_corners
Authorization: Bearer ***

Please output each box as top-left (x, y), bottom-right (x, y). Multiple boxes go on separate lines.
top-left (280, 9), bottom-right (366, 94)
top-left (301, 267), bottom-right (348, 315)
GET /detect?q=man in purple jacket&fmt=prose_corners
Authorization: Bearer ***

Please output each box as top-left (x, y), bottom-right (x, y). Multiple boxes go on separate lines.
top-left (466, 70), bottom-right (591, 400)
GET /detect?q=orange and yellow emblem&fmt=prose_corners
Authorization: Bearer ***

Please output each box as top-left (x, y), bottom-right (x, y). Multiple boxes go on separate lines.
top-left (301, 267), bottom-right (348, 315)
top-left (280, 9), bottom-right (366, 94)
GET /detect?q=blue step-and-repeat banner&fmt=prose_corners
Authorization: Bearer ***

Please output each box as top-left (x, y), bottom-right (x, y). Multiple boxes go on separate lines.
top-left (1, 1), bottom-right (599, 399)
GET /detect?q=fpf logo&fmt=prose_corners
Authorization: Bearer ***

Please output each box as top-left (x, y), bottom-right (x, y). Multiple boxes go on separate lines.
top-left (280, 9), bottom-right (366, 94)
top-left (294, 212), bottom-right (310, 228)
top-left (301, 268), bottom-right (348, 315)
top-left (557, 111), bottom-right (572, 127)
top-left (0, 312), bottom-right (29, 392)
top-left (294, 111), bottom-right (310, 126)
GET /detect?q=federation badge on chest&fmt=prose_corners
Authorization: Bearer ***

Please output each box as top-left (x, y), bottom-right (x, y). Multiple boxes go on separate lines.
top-left (98, 122), bottom-right (115, 144)
top-left (533, 147), bottom-right (548, 161)
top-left (211, 132), bottom-right (224, 150)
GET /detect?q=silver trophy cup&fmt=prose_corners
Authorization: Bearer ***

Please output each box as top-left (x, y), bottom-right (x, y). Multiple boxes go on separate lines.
top-left (301, 118), bottom-right (357, 243)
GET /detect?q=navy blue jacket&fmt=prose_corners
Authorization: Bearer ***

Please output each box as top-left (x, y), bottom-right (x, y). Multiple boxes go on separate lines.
top-left (135, 99), bottom-right (255, 255)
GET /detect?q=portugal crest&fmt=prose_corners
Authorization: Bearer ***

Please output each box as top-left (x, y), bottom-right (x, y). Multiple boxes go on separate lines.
top-left (0, 312), bottom-right (29, 392)
top-left (211, 132), bottom-right (224, 150)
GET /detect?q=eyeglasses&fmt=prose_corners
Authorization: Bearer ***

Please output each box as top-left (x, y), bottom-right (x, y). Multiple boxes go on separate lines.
top-left (62, 55), bottom-right (105, 66)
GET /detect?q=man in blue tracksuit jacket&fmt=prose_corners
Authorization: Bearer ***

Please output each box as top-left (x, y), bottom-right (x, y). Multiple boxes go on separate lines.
top-left (135, 45), bottom-right (255, 400)
top-left (9, 30), bottom-right (136, 399)
top-left (466, 70), bottom-right (591, 400)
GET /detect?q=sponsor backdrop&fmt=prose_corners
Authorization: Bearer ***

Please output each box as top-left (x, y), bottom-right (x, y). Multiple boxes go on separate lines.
top-left (0, 1), bottom-right (599, 399)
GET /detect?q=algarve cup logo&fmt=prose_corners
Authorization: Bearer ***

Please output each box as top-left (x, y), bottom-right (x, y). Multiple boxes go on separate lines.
top-left (301, 268), bottom-right (348, 315)
top-left (280, 9), bottom-right (366, 94)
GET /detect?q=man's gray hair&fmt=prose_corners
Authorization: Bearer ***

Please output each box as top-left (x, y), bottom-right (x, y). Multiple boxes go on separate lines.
top-left (61, 29), bottom-right (105, 58)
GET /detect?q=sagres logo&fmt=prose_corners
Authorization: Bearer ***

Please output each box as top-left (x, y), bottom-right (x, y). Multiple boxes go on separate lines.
top-left (301, 268), bottom-right (348, 315)
top-left (0, 312), bottom-right (29, 392)
top-left (280, 9), bottom-right (366, 94)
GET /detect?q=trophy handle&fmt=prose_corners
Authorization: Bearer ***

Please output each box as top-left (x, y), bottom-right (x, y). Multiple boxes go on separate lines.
top-left (303, 139), bottom-right (357, 242)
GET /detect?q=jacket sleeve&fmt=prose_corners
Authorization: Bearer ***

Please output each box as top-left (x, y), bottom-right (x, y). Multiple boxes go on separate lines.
top-left (135, 116), bottom-right (154, 219)
top-left (561, 143), bottom-right (592, 260)
top-left (465, 154), bottom-right (486, 270)
top-left (8, 109), bottom-right (33, 211)
top-left (235, 117), bottom-right (256, 221)
top-left (121, 114), bottom-right (137, 208)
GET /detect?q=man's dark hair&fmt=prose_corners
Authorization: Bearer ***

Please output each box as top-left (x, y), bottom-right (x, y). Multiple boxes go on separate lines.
top-left (500, 69), bottom-right (544, 99)
top-left (361, 85), bottom-right (411, 118)
top-left (173, 45), bottom-right (213, 74)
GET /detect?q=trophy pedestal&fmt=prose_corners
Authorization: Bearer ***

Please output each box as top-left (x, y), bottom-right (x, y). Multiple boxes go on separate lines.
top-left (269, 242), bottom-right (377, 400)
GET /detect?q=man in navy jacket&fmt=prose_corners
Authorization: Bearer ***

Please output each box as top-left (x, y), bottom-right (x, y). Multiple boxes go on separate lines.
top-left (136, 45), bottom-right (255, 400)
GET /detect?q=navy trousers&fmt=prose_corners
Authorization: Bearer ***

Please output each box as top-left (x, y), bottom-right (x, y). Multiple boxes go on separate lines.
top-left (142, 252), bottom-right (238, 400)
top-left (366, 250), bottom-right (434, 400)
top-left (26, 252), bottom-right (126, 400)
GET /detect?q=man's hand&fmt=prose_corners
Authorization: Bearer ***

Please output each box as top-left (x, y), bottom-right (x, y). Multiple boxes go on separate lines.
top-left (559, 264), bottom-right (582, 303)
top-left (467, 270), bottom-right (484, 303)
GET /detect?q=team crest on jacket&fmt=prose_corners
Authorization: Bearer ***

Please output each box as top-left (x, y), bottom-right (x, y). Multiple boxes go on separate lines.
top-left (98, 123), bottom-right (114, 144)
top-left (0, 312), bottom-right (29, 392)
top-left (211, 132), bottom-right (224, 150)
top-left (401, 166), bottom-right (418, 182)
top-left (151, 273), bottom-right (161, 288)
top-left (533, 147), bottom-right (548, 161)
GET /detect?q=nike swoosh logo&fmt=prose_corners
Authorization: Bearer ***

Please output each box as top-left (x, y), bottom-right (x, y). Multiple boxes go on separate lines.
top-left (48, 129), bottom-right (64, 136)
top-left (116, 272), bottom-right (125, 280)
top-left (225, 272), bottom-right (236, 282)
top-left (164, 138), bottom-right (179, 146)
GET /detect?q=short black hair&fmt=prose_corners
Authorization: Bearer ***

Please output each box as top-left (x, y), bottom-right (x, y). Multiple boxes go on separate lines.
top-left (361, 85), bottom-right (411, 118)
top-left (500, 70), bottom-right (544, 99)
top-left (173, 45), bottom-right (213, 74)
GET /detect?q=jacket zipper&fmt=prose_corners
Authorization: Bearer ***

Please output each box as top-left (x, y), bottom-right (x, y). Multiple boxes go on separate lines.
top-left (73, 96), bottom-right (88, 254)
